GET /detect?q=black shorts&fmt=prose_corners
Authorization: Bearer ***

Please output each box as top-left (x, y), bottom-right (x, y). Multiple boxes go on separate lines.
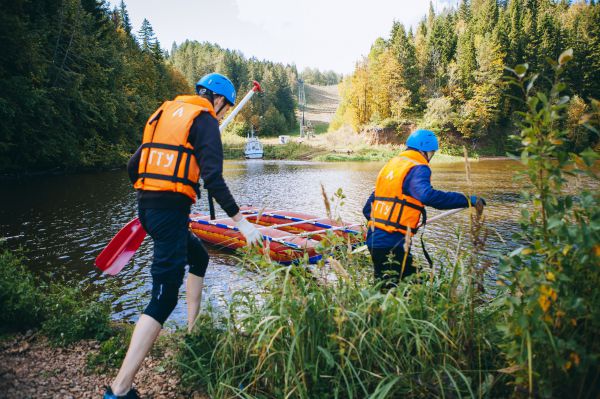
top-left (138, 207), bottom-right (210, 285)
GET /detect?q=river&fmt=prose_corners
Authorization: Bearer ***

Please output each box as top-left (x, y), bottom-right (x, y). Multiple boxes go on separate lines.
top-left (0, 159), bottom-right (525, 326)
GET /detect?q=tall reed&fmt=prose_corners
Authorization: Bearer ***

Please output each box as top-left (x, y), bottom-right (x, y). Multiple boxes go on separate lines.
top-left (179, 240), bottom-right (507, 398)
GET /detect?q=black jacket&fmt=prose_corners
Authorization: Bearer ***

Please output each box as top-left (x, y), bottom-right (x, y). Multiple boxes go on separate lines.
top-left (127, 112), bottom-right (240, 217)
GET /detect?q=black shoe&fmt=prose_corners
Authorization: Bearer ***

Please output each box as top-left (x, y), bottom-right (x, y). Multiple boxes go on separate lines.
top-left (104, 386), bottom-right (140, 399)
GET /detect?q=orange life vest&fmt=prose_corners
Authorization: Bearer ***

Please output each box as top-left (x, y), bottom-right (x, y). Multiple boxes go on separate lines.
top-left (369, 150), bottom-right (428, 235)
top-left (133, 96), bottom-right (217, 202)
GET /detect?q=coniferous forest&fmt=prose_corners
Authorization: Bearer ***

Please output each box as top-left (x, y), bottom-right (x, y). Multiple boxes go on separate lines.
top-left (333, 0), bottom-right (600, 153)
top-left (169, 41), bottom-right (299, 139)
top-left (0, 0), bottom-right (189, 173)
top-left (2, 0), bottom-right (599, 174)
top-left (0, 0), bottom-right (300, 174)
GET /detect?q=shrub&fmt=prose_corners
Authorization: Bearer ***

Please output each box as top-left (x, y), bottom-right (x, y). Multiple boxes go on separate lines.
top-left (422, 96), bottom-right (455, 130)
top-left (87, 324), bottom-right (133, 371)
top-left (42, 284), bottom-right (112, 346)
top-left (500, 51), bottom-right (600, 398)
top-left (0, 249), bottom-right (44, 332)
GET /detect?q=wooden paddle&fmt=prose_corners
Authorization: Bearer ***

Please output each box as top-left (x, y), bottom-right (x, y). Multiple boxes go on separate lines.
top-left (95, 82), bottom-right (262, 275)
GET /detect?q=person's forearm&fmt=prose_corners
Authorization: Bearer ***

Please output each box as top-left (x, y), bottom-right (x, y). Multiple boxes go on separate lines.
top-left (127, 146), bottom-right (142, 184)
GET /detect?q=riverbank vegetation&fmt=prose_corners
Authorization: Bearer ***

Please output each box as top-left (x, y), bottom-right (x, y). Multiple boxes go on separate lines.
top-left (333, 0), bottom-right (600, 155)
top-left (177, 54), bottom-right (599, 398)
top-left (0, 249), bottom-right (111, 345)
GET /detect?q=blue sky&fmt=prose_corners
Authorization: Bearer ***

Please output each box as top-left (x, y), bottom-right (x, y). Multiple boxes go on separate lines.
top-left (117, 0), bottom-right (457, 74)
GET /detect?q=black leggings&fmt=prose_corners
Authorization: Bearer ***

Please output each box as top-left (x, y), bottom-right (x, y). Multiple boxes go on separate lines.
top-left (369, 246), bottom-right (416, 289)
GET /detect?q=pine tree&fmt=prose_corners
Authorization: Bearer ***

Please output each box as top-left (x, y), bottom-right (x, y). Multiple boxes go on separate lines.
top-left (138, 18), bottom-right (156, 53)
top-left (455, 27), bottom-right (477, 96)
top-left (390, 22), bottom-right (421, 112)
top-left (459, 0), bottom-right (471, 22)
top-left (119, 0), bottom-right (132, 35)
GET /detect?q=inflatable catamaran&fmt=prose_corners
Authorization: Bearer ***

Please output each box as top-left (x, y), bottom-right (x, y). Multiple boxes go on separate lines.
top-left (189, 206), bottom-right (363, 264)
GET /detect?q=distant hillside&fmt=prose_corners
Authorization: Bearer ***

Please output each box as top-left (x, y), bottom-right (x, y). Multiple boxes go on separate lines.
top-left (301, 84), bottom-right (339, 124)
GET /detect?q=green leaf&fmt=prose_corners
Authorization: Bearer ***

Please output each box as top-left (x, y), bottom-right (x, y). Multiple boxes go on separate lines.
top-left (526, 74), bottom-right (539, 94)
top-left (580, 148), bottom-right (600, 166)
top-left (558, 48), bottom-right (573, 66)
top-left (514, 63), bottom-right (529, 78)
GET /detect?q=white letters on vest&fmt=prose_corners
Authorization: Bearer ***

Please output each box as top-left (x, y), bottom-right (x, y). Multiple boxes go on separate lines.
top-left (172, 107), bottom-right (184, 117)
top-left (148, 150), bottom-right (175, 168)
top-left (374, 201), bottom-right (391, 216)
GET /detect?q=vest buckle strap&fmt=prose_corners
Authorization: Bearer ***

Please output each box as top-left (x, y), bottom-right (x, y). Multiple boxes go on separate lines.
top-left (373, 196), bottom-right (425, 213)
top-left (372, 217), bottom-right (418, 233)
top-left (138, 172), bottom-right (197, 188)
top-left (141, 142), bottom-right (194, 155)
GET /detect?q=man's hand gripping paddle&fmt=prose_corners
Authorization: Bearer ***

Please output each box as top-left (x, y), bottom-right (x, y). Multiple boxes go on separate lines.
top-left (95, 81), bottom-right (262, 275)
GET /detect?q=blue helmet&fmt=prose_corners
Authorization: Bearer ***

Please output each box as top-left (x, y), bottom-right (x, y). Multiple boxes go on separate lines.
top-left (406, 129), bottom-right (439, 152)
top-left (195, 73), bottom-right (236, 105)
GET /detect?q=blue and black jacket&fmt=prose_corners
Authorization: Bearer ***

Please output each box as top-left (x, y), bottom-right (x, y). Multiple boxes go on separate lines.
top-left (363, 163), bottom-right (473, 249)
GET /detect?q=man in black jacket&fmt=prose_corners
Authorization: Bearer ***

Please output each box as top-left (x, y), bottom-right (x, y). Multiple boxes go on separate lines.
top-left (105, 73), bottom-right (261, 399)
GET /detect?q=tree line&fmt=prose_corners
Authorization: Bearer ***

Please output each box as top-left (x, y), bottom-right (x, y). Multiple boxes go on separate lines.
top-left (0, 0), bottom-right (306, 174)
top-left (168, 41), bottom-right (299, 137)
top-left (333, 0), bottom-right (600, 153)
top-left (0, 0), bottom-right (191, 174)
top-left (299, 67), bottom-right (342, 85)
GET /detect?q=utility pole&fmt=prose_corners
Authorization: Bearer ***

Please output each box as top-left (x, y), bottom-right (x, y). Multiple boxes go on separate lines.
top-left (298, 78), bottom-right (306, 138)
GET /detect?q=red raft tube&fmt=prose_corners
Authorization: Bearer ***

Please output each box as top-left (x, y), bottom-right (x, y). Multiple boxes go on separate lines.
top-left (189, 206), bottom-right (363, 264)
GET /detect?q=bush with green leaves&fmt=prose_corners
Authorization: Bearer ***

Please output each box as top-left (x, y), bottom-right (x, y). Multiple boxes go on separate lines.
top-left (87, 324), bottom-right (133, 371)
top-left (41, 284), bottom-right (112, 346)
top-left (0, 249), bottom-right (113, 346)
top-left (0, 249), bottom-right (44, 332)
top-left (499, 50), bottom-right (600, 398)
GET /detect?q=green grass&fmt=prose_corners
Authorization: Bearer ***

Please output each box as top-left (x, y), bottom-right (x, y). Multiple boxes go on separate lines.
top-left (0, 248), bottom-right (112, 346)
top-left (223, 141), bottom-right (329, 160)
top-left (178, 228), bottom-right (509, 398)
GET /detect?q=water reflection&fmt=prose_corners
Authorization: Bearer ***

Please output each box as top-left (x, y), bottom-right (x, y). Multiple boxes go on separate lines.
top-left (0, 159), bottom-right (528, 325)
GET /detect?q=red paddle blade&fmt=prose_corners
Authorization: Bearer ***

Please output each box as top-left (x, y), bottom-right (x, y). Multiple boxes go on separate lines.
top-left (95, 218), bottom-right (147, 275)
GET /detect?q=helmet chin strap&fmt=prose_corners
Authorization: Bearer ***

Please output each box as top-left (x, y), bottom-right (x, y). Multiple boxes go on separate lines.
top-left (214, 95), bottom-right (230, 117)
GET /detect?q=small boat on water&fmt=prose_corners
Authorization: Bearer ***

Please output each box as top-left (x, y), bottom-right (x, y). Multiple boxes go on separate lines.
top-left (189, 206), bottom-right (364, 264)
top-left (244, 126), bottom-right (263, 159)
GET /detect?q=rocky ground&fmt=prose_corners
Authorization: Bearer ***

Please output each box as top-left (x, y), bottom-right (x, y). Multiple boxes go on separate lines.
top-left (0, 332), bottom-right (208, 399)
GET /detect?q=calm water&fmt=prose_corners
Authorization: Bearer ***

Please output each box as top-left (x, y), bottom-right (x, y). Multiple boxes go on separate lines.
top-left (0, 159), bottom-right (525, 326)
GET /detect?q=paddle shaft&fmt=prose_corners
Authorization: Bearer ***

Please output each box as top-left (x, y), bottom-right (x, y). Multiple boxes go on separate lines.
top-left (219, 81), bottom-right (261, 133)
top-left (419, 207), bottom-right (465, 227)
top-left (209, 82), bottom-right (262, 220)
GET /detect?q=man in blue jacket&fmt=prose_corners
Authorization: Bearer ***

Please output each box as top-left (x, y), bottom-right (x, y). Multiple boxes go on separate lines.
top-left (363, 129), bottom-right (485, 288)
